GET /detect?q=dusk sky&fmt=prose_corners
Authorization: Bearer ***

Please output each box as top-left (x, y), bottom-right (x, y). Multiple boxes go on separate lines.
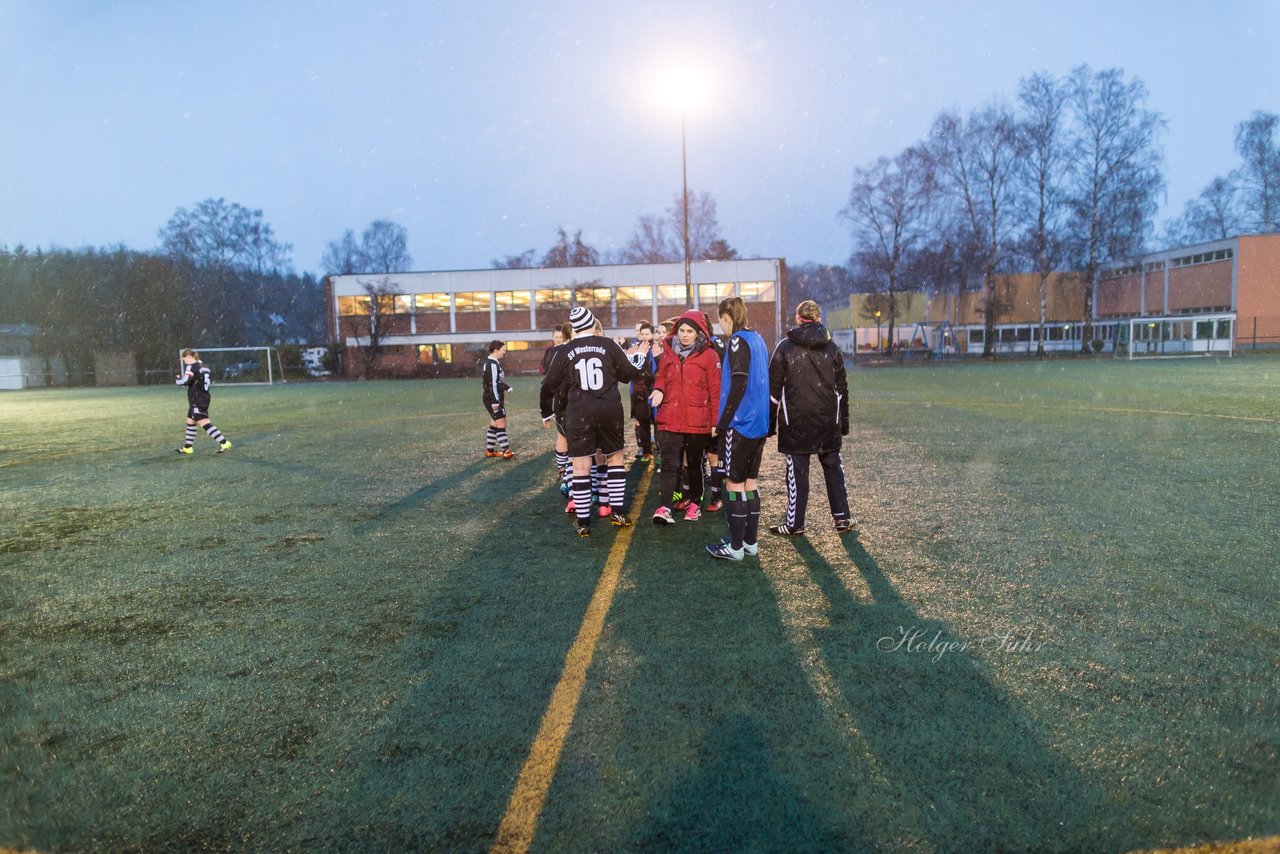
top-left (3, 1), bottom-right (1278, 276)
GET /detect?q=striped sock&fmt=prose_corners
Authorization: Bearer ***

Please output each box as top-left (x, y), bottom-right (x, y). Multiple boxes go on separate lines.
top-left (496, 430), bottom-right (510, 452)
top-left (607, 465), bottom-right (626, 513)
top-left (183, 425), bottom-right (197, 447)
top-left (554, 451), bottom-right (568, 476)
top-left (562, 459), bottom-right (573, 489)
top-left (202, 423), bottom-right (226, 444)
top-left (486, 426), bottom-right (496, 452)
top-left (594, 463), bottom-right (609, 506)
top-left (571, 475), bottom-right (592, 524)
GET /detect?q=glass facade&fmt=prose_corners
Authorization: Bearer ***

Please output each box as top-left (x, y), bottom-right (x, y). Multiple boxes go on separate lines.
top-left (535, 288), bottom-right (570, 308)
top-left (573, 287), bottom-right (612, 309)
top-left (616, 286), bottom-right (655, 307)
top-left (414, 293), bottom-right (449, 312)
top-left (495, 290), bottom-right (533, 310)
top-left (455, 291), bottom-right (493, 312)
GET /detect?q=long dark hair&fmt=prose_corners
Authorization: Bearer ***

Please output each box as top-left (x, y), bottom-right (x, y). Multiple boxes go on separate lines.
top-left (717, 297), bottom-right (749, 333)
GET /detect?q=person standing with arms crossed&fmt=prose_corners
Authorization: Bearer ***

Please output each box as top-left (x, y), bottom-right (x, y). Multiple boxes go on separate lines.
top-left (767, 299), bottom-right (855, 536)
top-left (705, 297), bottom-right (771, 560)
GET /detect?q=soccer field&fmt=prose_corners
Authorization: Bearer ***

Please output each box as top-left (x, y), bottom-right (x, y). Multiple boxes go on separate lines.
top-left (2, 357), bottom-right (1278, 852)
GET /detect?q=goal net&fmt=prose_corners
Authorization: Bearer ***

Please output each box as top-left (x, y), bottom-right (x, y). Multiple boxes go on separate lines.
top-left (1120, 314), bottom-right (1235, 360)
top-left (180, 346), bottom-right (285, 385)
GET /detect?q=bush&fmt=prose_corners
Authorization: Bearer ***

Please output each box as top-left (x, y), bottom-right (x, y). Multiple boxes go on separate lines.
top-left (1091, 338), bottom-right (1105, 353)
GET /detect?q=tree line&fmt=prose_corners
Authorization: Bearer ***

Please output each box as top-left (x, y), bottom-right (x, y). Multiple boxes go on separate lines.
top-left (3, 62), bottom-right (1276, 379)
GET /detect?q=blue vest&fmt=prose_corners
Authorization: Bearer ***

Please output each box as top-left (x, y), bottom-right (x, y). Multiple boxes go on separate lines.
top-left (720, 330), bottom-right (770, 439)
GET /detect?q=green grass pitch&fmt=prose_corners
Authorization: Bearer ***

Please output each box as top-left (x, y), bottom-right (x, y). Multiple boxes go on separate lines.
top-left (2, 357), bottom-right (1278, 852)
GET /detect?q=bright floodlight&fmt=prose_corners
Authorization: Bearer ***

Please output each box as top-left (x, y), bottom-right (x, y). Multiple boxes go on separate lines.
top-left (654, 64), bottom-right (710, 113)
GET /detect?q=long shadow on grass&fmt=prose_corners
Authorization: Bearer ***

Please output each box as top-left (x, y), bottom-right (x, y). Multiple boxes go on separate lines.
top-left (789, 536), bottom-right (1119, 851)
top-left (353, 458), bottom-right (547, 537)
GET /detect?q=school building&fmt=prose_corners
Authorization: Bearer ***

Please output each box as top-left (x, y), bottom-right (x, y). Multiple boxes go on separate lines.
top-left (326, 258), bottom-right (787, 375)
top-left (826, 233), bottom-right (1280, 356)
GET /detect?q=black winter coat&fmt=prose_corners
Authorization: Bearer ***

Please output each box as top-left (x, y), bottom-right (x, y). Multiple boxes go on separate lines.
top-left (768, 321), bottom-right (849, 454)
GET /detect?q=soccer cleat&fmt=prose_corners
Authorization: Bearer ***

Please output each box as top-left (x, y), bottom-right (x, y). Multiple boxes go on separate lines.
top-left (704, 498), bottom-right (723, 513)
top-left (217, 440), bottom-right (232, 454)
top-left (610, 513), bottom-right (633, 528)
top-left (565, 499), bottom-right (576, 514)
top-left (769, 524), bottom-right (806, 536)
top-left (559, 481), bottom-right (571, 497)
top-left (598, 505), bottom-right (613, 519)
top-left (485, 450), bottom-right (501, 457)
top-left (671, 489), bottom-right (683, 504)
top-left (706, 541), bottom-right (745, 561)
top-left (834, 519), bottom-right (858, 534)
top-left (673, 498), bottom-right (692, 511)
top-left (575, 520), bottom-right (592, 538)
top-left (683, 504), bottom-right (702, 522)
top-left (638, 454), bottom-right (653, 464)
top-left (720, 536), bottom-right (758, 556)
top-left (175, 446), bottom-right (193, 455)
top-left (651, 506), bottom-right (676, 525)
top-left (501, 449), bottom-right (515, 459)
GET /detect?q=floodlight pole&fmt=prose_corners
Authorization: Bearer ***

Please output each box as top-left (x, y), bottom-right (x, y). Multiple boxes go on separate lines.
top-left (681, 113), bottom-right (693, 308)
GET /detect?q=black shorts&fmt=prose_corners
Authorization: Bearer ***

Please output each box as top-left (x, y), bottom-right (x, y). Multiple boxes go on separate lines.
top-left (566, 402), bottom-right (625, 458)
top-left (555, 414), bottom-right (567, 438)
top-left (721, 429), bottom-right (765, 483)
top-left (485, 401), bottom-right (506, 421)
top-left (187, 404), bottom-right (210, 420)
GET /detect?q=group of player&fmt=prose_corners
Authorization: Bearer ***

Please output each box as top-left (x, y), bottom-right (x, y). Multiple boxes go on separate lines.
top-left (486, 296), bottom-right (854, 561)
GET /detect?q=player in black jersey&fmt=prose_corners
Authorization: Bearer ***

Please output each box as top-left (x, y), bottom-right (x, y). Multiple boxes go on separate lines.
top-left (542, 307), bottom-right (643, 537)
top-left (482, 340), bottom-right (515, 458)
top-left (174, 349), bottom-right (232, 455)
top-left (539, 321), bottom-right (575, 497)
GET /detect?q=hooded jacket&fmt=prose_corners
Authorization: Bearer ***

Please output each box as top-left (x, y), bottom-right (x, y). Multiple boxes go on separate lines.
top-left (652, 309), bottom-right (722, 435)
top-left (768, 319), bottom-right (849, 454)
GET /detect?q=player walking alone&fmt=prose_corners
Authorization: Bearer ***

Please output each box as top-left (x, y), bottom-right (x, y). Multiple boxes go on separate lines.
top-left (174, 349), bottom-right (232, 455)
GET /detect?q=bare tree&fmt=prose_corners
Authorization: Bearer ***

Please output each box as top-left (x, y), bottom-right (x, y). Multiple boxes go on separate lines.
top-left (840, 146), bottom-right (937, 353)
top-left (931, 104), bottom-right (1023, 356)
top-left (1234, 111), bottom-right (1280, 233)
top-left (1166, 176), bottom-right (1241, 245)
top-left (542, 227), bottom-right (600, 267)
top-left (342, 277), bottom-right (401, 379)
top-left (360, 220), bottom-right (413, 272)
top-left (159, 198), bottom-right (292, 273)
top-left (321, 220), bottom-right (412, 275)
top-left (491, 249), bottom-right (538, 269)
top-left (1017, 72), bottom-right (1071, 355)
top-left (1064, 66), bottom-right (1165, 351)
top-left (618, 214), bottom-right (677, 263)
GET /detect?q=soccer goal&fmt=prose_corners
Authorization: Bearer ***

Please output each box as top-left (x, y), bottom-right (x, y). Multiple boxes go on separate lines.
top-left (1120, 314), bottom-right (1235, 360)
top-left (180, 346), bottom-right (286, 385)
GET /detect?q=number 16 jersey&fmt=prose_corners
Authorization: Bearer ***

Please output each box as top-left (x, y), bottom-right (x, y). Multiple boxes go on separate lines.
top-left (543, 334), bottom-right (641, 417)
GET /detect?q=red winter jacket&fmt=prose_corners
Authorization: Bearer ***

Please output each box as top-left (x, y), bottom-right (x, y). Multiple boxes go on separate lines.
top-left (652, 310), bottom-right (722, 434)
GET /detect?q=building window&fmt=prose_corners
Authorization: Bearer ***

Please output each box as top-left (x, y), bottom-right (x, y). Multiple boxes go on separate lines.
top-left (616, 285), bottom-right (655, 307)
top-left (573, 286), bottom-right (612, 309)
top-left (657, 285), bottom-right (686, 305)
top-left (414, 292), bottom-right (449, 313)
top-left (739, 281), bottom-right (776, 301)
top-left (388, 295), bottom-right (412, 314)
top-left (505, 340), bottom-right (530, 351)
top-left (495, 290), bottom-right (532, 310)
top-left (455, 291), bottom-right (492, 312)
top-left (535, 288), bottom-right (570, 309)
top-left (417, 343), bottom-right (453, 364)
top-left (698, 282), bottom-right (734, 304)
top-left (337, 296), bottom-right (371, 316)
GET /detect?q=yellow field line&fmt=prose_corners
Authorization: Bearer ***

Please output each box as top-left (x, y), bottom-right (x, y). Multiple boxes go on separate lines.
top-left (490, 463), bottom-right (654, 854)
